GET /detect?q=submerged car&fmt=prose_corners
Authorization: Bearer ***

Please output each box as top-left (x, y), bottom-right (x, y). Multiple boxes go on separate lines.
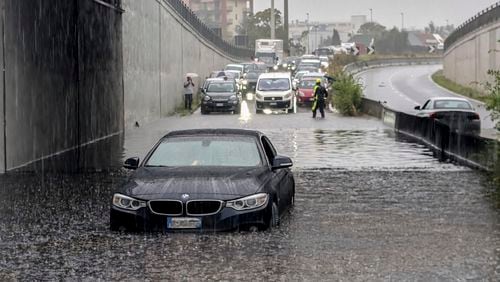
top-left (110, 129), bottom-right (295, 232)
top-left (414, 97), bottom-right (481, 135)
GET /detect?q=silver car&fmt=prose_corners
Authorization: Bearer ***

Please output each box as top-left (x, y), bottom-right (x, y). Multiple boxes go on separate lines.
top-left (414, 97), bottom-right (481, 135)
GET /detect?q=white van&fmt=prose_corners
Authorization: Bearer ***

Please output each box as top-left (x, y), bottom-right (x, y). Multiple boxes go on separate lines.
top-left (255, 72), bottom-right (295, 113)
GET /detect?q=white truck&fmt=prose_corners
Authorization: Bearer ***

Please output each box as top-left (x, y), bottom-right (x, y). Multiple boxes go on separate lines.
top-left (255, 39), bottom-right (284, 68)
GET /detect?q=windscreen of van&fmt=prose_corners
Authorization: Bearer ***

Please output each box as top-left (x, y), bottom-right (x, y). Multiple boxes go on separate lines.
top-left (258, 78), bottom-right (290, 91)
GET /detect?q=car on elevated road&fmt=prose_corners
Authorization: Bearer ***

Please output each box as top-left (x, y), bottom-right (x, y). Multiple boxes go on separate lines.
top-left (110, 129), bottom-right (295, 232)
top-left (414, 97), bottom-right (481, 135)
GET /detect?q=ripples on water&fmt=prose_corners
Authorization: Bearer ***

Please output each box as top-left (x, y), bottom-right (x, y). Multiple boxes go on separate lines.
top-left (264, 129), bottom-right (466, 171)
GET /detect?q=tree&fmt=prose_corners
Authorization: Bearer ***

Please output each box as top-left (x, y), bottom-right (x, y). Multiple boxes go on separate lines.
top-left (358, 22), bottom-right (386, 39)
top-left (375, 27), bottom-right (409, 54)
top-left (240, 8), bottom-right (286, 48)
top-left (425, 21), bottom-right (436, 34)
top-left (332, 29), bottom-right (341, 46)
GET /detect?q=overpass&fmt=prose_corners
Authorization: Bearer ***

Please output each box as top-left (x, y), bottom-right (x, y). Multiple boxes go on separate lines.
top-left (444, 2), bottom-right (500, 91)
top-left (0, 0), bottom-right (252, 173)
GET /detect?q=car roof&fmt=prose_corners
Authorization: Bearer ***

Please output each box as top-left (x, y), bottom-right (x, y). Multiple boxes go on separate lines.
top-left (302, 72), bottom-right (324, 77)
top-left (430, 97), bottom-right (469, 102)
top-left (226, 64), bottom-right (244, 67)
top-left (258, 72), bottom-right (291, 79)
top-left (163, 129), bottom-right (264, 139)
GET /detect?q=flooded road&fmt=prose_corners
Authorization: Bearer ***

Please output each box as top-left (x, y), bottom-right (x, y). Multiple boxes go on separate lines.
top-left (1, 106), bottom-right (500, 280)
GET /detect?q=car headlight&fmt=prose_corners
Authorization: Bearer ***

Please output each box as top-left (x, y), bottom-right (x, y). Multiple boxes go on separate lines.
top-left (298, 91), bottom-right (305, 97)
top-left (203, 95), bottom-right (211, 101)
top-left (273, 65), bottom-right (279, 71)
top-left (291, 66), bottom-right (296, 71)
top-left (229, 95), bottom-right (237, 100)
top-left (226, 193), bottom-right (269, 211)
top-left (282, 63), bottom-right (288, 68)
top-left (255, 93), bottom-right (263, 100)
top-left (284, 92), bottom-right (292, 99)
top-left (112, 194), bottom-right (146, 211)
top-left (242, 80), bottom-right (248, 85)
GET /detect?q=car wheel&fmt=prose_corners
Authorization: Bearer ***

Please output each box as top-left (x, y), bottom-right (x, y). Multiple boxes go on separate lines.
top-left (234, 107), bottom-right (241, 115)
top-left (201, 108), bottom-right (208, 115)
top-left (256, 109), bottom-right (262, 114)
top-left (268, 202), bottom-right (280, 228)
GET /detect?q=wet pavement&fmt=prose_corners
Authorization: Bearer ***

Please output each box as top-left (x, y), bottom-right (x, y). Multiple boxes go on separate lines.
top-left (1, 102), bottom-right (500, 280)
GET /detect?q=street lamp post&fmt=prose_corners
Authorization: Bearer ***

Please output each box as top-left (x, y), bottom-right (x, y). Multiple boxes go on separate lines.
top-left (369, 8), bottom-right (373, 23)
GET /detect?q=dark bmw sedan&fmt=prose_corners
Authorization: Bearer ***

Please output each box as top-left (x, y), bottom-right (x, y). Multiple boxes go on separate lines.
top-left (201, 79), bottom-right (241, 114)
top-left (110, 129), bottom-right (295, 232)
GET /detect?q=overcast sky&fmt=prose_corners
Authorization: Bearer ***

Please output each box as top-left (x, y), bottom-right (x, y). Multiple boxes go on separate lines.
top-left (253, 0), bottom-right (499, 29)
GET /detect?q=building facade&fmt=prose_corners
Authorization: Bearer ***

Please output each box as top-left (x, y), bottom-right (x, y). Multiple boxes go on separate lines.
top-left (182, 0), bottom-right (252, 43)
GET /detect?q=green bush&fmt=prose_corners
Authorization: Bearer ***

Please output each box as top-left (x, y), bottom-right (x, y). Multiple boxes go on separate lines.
top-left (332, 72), bottom-right (363, 116)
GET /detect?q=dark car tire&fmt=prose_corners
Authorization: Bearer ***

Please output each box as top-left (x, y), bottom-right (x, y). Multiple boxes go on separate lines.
top-left (201, 108), bottom-right (209, 115)
top-left (256, 109), bottom-right (262, 114)
top-left (268, 202), bottom-right (280, 228)
top-left (234, 107), bottom-right (241, 115)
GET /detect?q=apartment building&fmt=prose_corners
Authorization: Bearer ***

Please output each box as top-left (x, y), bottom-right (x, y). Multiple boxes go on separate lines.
top-left (182, 0), bottom-right (253, 42)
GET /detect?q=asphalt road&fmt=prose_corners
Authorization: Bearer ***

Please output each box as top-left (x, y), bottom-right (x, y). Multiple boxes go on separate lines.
top-left (358, 64), bottom-right (496, 131)
top-left (1, 92), bottom-right (499, 280)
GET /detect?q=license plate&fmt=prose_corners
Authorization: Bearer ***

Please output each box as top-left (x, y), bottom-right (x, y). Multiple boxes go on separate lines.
top-left (269, 102), bottom-right (277, 106)
top-left (167, 217), bottom-right (202, 229)
top-left (216, 103), bottom-right (224, 107)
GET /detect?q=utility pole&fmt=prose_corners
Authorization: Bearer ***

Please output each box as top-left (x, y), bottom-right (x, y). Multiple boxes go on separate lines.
top-left (284, 0), bottom-right (289, 54)
top-left (401, 12), bottom-right (404, 31)
top-left (270, 0), bottom-right (275, 39)
top-left (369, 8), bottom-right (373, 23)
top-left (306, 13), bottom-right (309, 54)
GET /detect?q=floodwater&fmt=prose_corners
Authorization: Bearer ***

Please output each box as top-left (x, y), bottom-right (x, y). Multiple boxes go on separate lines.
top-left (1, 109), bottom-right (500, 280)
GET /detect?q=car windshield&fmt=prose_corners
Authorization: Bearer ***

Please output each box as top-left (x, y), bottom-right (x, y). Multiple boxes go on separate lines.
top-left (434, 100), bottom-right (472, 109)
top-left (207, 83), bottom-right (234, 93)
top-left (258, 78), bottom-right (290, 91)
top-left (299, 80), bottom-right (316, 89)
top-left (146, 136), bottom-right (262, 167)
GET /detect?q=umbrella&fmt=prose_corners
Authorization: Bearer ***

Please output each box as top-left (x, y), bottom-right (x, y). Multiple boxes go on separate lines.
top-left (185, 73), bottom-right (199, 78)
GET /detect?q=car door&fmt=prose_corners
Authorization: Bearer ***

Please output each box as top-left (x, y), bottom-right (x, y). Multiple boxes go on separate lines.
top-left (261, 136), bottom-right (291, 213)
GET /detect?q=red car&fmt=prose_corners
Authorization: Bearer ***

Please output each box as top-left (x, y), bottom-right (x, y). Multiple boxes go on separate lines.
top-left (296, 78), bottom-right (317, 106)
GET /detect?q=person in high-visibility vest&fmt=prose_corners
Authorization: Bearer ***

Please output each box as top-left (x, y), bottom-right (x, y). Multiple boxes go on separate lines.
top-left (312, 78), bottom-right (328, 118)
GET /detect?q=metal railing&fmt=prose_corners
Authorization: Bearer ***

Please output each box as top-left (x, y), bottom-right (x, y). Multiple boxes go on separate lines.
top-left (445, 2), bottom-right (500, 51)
top-left (163, 0), bottom-right (254, 59)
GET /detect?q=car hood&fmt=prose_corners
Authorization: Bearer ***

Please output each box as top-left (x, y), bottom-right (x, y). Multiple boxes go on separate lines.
top-left (299, 88), bottom-right (314, 96)
top-left (206, 92), bottom-right (236, 97)
top-left (120, 166), bottom-right (271, 201)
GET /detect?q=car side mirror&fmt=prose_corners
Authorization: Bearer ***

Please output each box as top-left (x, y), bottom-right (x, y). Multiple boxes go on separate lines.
top-left (124, 157), bottom-right (140, 170)
top-left (272, 156), bottom-right (293, 170)
top-left (414, 106), bottom-right (421, 110)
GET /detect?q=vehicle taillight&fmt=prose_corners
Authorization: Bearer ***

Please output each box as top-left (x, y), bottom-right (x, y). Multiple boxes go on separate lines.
top-left (469, 113), bottom-right (480, 120)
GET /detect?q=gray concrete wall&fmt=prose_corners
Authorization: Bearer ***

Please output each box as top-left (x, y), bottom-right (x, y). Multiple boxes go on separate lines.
top-left (0, 0), bottom-right (4, 173)
top-left (122, 0), bottom-right (241, 128)
top-left (2, 0), bottom-right (123, 172)
top-left (444, 21), bottom-right (500, 90)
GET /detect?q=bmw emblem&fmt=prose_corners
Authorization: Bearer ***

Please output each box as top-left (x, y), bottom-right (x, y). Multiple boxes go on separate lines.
top-left (181, 194), bottom-right (190, 201)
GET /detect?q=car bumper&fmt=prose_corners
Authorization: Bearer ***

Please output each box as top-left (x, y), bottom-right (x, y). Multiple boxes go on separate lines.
top-left (110, 201), bottom-right (271, 232)
top-left (256, 100), bottom-right (292, 110)
top-left (202, 101), bottom-right (239, 112)
top-left (297, 96), bottom-right (314, 104)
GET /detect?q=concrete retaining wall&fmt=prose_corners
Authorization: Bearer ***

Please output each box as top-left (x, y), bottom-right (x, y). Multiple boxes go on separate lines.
top-left (444, 21), bottom-right (500, 90)
top-left (1, 0), bottom-right (123, 172)
top-left (0, 0), bottom-right (3, 173)
top-left (344, 57), bottom-right (442, 75)
top-left (122, 0), bottom-right (242, 128)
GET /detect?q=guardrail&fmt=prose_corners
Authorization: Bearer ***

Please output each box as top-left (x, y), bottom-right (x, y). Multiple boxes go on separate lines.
top-left (163, 0), bottom-right (254, 59)
top-left (445, 2), bottom-right (500, 51)
top-left (343, 57), bottom-right (442, 74)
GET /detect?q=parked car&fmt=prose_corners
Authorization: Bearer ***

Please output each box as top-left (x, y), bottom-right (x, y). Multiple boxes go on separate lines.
top-left (255, 72), bottom-right (295, 113)
top-left (110, 129), bottom-right (295, 232)
top-left (414, 97), bottom-right (481, 135)
top-left (200, 79), bottom-right (241, 114)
